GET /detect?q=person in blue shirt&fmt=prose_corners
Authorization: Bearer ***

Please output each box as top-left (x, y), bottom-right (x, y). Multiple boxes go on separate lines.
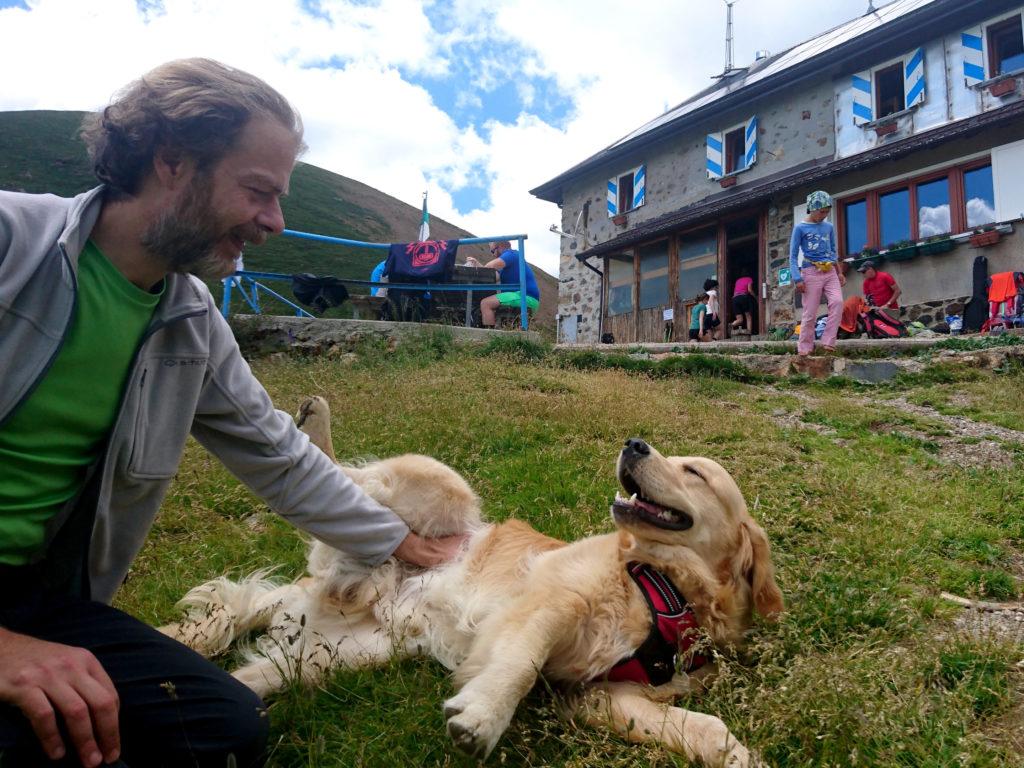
top-left (790, 190), bottom-right (845, 356)
top-left (464, 241), bottom-right (540, 327)
top-left (369, 260), bottom-right (387, 297)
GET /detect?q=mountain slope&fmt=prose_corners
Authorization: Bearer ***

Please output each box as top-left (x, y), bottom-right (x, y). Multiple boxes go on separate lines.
top-left (0, 110), bottom-right (556, 328)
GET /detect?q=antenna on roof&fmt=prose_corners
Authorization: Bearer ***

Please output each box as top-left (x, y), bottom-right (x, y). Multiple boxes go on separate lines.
top-left (712, 0), bottom-right (744, 79)
top-left (723, 0), bottom-right (736, 73)
top-left (866, 0), bottom-right (877, 13)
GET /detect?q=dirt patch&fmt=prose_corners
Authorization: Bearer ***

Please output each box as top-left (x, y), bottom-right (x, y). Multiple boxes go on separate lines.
top-left (761, 387), bottom-right (1023, 469)
top-left (881, 396), bottom-right (1024, 470)
top-left (950, 604), bottom-right (1024, 646)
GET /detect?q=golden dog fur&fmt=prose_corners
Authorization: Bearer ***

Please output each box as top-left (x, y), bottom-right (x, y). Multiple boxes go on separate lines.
top-left (161, 397), bottom-right (782, 767)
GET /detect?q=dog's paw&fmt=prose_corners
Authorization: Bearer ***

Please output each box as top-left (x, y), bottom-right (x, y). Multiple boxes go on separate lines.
top-left (443, 691), bottom-right (512, 760)
top-left (711, 738), bottom-right (755, 768)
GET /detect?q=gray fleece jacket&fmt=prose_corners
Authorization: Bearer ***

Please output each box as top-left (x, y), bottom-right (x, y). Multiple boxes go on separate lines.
top-left (0, 186), bottom-right (410, 603)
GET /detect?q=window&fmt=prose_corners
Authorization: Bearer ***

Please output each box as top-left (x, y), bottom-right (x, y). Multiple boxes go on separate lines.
top-left (638, 242), bottom-right (670, 309)
top-left (677, 230), bottom-right (718, 301)
top-left (964, 165), bottom-right (996, 228)
top-left (724, 127), bottom-right (745, 175)
top-left (836, 160), bottom-right (995, 255)
top-left (617, 173), bottom-right (634, 215)
top-left (988, 15), bottom-right (1024, 77)
top-left (607, 254), bottom-right (634, 315)
top-left (875, 62), bottom-right (905, 119)
top-left (916, 177), bottom-right (951, 237)
top-left (850, 48), bottom-right (924, 126)
top-left (879, 187), bottom-right (911, 246)
top-left (606, 165), bottom-right (646, 217)
top-left (706, 116), bottom-right (757, 179)
top-left (844, 199), bottom-right (869, 254)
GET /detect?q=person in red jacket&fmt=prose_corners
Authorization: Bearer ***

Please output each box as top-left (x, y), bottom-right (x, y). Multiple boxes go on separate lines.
top-left (857, 260), bottom-right (901, 311)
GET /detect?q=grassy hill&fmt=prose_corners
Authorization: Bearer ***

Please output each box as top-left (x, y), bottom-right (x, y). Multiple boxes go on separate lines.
top-left (0, 110), bottom-right (557, 329)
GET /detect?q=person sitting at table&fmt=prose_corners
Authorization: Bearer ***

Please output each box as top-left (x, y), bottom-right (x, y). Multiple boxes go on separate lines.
top-left (369, 259), bottom-right (387, 297)
top-left (464, 241), bottom-right (540, 327)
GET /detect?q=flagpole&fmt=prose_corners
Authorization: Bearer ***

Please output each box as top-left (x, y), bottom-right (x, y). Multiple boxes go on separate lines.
top-left (418, 191), bottom-right (430, 241)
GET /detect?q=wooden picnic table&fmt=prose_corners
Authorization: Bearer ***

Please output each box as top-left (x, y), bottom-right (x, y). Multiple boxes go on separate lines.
top-left (429, 264), bottom-right (498, 326)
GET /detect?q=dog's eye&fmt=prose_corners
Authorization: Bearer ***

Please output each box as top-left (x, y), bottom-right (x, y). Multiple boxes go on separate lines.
top-left (684, 465), bottom-right (705, 481)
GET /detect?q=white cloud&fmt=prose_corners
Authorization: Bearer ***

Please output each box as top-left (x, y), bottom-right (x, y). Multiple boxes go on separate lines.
top-left (0, 0), bottom-right (877, 276)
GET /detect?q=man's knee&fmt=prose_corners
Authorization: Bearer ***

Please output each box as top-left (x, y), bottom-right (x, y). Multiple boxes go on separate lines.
top-left (195, 684), bottom-right (269, 767)
top-left (218, 691), bottom-right (270, 767)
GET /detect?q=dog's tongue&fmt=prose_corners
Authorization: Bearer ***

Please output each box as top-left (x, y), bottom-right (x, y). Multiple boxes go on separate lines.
top-left (633, 497), bottom-right (668, 516)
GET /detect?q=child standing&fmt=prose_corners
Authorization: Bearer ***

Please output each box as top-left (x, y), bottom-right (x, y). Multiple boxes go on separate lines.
top-left (703, 278), bottom-right (722, 340)
top-left (791, 190), bottom-right (845, 355)
top-left (689, 294), bottom-right (709, 341)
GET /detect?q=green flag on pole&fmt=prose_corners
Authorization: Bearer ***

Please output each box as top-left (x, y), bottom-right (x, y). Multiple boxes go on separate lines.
top-left (418, 191), bottom-right (429, 241)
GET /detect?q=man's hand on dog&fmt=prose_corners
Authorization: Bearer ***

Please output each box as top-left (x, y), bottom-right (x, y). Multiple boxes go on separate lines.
top-left (0, 628), bottom-right (120, 767)
top-left (393, 532), bottom-right (468, 567)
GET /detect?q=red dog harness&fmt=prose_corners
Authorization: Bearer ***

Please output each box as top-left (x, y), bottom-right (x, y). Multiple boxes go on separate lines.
top-left (600, 562), bottom-right (706, 685)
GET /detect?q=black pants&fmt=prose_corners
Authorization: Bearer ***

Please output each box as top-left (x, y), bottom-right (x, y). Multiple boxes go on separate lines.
top-left (0, 588), bottom-right (268, 767)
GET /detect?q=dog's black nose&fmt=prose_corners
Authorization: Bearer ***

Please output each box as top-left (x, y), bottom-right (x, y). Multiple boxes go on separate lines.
top-left (623, 438), bottom-right (650, 457)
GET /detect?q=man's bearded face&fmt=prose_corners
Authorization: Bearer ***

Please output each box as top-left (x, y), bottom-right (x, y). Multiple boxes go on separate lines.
top-left (141, 171), bottom-right (258, 280)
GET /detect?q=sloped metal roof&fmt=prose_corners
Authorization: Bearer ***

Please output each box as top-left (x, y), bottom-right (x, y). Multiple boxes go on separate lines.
top-left (611, 0), bottom-right (935, 149)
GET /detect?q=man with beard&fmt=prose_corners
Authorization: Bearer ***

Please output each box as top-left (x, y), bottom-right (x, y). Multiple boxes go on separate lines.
top-left (0, 59), bottom-right (462, 768)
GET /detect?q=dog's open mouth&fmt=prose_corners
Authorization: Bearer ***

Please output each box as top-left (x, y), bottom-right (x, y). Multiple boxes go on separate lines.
top-left (612, 471), bottom-right (693, 531)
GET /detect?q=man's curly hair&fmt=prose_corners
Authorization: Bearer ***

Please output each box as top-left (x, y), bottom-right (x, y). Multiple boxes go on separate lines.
top-left (80, 58), bottom-right (305, 199)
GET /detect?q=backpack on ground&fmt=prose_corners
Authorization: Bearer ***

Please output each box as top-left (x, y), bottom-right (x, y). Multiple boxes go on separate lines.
top-left (861, 308), bottom-right (906, 339)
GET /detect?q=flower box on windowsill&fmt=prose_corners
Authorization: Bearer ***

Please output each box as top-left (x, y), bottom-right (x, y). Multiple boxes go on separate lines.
top-left (880, 244), bottom-right (918, 262)
top-left (874, 121), bottom-right (898, 137)
top-left (719, 175), bottom-right (737, 188)
top-left (849, 253), bottom-right (882, 270)
top-left (969, 230), bottom-right (1002, 247)
top-left (989, 78), bottom-right (1017, 97)
top-left (918, 238), bottom-right (955, 255)
top-left (611, 213), bottom-right (628, 227)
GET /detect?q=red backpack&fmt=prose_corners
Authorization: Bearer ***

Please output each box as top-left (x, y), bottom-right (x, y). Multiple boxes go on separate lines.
top-left (861, 308), bottom-right (906, 339)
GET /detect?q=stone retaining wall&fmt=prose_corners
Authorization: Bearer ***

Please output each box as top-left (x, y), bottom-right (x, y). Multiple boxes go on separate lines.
top-left (230, 315), bottom-right (537, 357)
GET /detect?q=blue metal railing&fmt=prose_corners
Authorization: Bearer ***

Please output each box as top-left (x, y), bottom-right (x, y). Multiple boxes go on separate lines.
top-left (220, 230), bottom-right (531, 330)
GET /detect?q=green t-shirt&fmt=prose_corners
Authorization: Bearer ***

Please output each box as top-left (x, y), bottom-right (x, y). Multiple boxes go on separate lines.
top-left (0, 241), bottom-right (162, 565)
top-left (690, 302), bottom-right (707, 330)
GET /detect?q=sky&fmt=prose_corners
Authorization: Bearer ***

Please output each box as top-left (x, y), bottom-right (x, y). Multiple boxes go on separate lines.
top-left (0, 0), bottom-right (880, 277)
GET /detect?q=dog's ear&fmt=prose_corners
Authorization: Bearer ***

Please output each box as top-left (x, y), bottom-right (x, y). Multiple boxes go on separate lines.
top-left (740, 520), bottom-right (784, 620)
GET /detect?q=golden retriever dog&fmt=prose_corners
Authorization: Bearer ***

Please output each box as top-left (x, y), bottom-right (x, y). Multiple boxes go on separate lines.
top-left (162, 397), bottom-right (782, 768)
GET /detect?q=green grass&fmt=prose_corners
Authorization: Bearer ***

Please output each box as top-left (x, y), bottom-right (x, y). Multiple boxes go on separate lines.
top-left (118, 340), bottom-right (1024, 766)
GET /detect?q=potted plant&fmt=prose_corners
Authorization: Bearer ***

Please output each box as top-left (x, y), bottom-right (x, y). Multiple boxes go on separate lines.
top-left (918, 233), bottom-right (955, 255)
top-left (882, 239), bottom-right (918, 261)
top-left (850, 246), bottom-right (880, 270)
top-left (969, 225), bottom-right (1002, 247)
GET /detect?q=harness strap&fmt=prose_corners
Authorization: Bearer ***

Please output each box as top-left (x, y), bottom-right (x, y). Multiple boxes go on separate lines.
top-left (600, 562), bottom-right (705, 686)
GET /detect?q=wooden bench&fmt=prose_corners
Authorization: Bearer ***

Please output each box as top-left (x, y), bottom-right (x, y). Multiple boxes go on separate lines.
top-left (347, 295), bottom-right (388, 320)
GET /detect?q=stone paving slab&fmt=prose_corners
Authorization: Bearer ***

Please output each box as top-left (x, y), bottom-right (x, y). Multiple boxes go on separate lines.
top-left (562, 337), bottom-right (1024, 383)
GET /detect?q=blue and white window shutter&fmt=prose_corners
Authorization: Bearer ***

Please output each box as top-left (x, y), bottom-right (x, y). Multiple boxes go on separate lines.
top-left (706, 132), bottom-right (724, 180)
top-left (961, 26), bottom-right (985, 85)
top-left (707, 117), bottom-right (757, 180)
top-left (852, 70), bottom-right (873, 125)
top-left (632, 164), bottom-right (646, 209)
top-left (607, 164), bottom-right (647, 217)
top-left (744, 116), bottom-right (758, 168)
top-left (904, 47), bottom-right (925, 107)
